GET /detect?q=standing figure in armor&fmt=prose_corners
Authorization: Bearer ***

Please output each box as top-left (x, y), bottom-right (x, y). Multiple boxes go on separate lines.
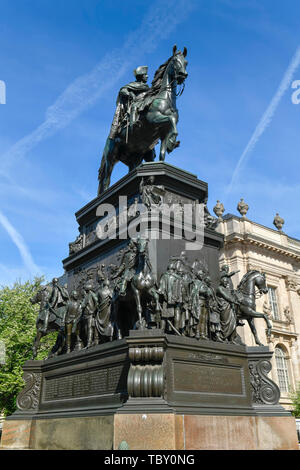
top-left (205, 275), bottom-right (224, 342)
top-left (174, 252), bottom-right (193, 334)
top-left (158, 258), bottom-right (181, 334)
top-left (81, 282), bottom-right (98, 348)
top-left (64, 290), bottom-right (83, 353)
top-left (189, 269), bottom-right (210, 340)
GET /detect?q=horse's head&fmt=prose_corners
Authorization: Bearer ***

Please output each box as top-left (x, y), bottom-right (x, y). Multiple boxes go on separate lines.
top-left (30, 287), bottom-right (44, 305)
top-left (239, 270), bottom-right (268, 296)
top-left (172, 45), bottom-right (188, 85)
top-left (254, 271), bottom-right (268, 294)
top-left (30, 285), bottom-right (51, 305)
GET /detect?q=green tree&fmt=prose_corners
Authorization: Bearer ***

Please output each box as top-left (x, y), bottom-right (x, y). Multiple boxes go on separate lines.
top-left (290, 383), bottom-right (300, 418)
top-left (0, 278), bottom-right (55, 416)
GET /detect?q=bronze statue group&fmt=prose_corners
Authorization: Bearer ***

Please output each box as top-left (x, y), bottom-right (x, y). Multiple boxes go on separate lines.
top-left (157, 253), bottom-right (243, 344)
top-left (31, 241), bottom-right (253, 359)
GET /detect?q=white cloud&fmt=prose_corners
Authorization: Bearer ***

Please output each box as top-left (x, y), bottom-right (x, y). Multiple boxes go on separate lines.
top-left (227, 45), bottom-right (300, 195)
top-left (0, 210), bottom-right (41, 276)
top-left (0, 0), bottom-right (195, 178)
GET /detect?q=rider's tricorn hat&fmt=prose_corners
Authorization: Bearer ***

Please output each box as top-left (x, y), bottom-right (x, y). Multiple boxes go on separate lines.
top-left (134, 66), bottom-right (148, 77)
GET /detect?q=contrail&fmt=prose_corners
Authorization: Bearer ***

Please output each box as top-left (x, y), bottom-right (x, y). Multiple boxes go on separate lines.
top-left (0, 0), bottom-right (195, 176)
top-left (0, 210), bottom-right (41, 276)
top-left (227, 45), bottom-right (300, 194)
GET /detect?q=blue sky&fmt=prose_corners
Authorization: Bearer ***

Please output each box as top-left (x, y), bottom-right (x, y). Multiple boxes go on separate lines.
top-left (0, 0), bottom-right (300, 285)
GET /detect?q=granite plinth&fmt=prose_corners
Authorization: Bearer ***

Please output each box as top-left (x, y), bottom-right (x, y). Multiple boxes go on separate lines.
top-left (1, 331), bottom-right (298, 450)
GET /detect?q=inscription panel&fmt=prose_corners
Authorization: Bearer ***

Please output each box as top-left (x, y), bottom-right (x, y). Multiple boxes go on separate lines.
top-left (173, 361), bottom-right (245, 396)
top-left (43, 365), bottom-right (125, 402)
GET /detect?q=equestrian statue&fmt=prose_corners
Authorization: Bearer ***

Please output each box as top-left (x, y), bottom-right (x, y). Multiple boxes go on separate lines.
top-left (97, 45), bottom-right (188, 194)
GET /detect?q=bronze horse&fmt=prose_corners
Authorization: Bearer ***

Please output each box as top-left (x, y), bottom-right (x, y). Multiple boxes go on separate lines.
top-left (30, 286), bottom-right (66, 358)
top-left (98, 45), bottom-right (188, 194)
top-left (113, 238), bottom-right (160, 338)
top-left (236, 270), bottom-right (272, 346)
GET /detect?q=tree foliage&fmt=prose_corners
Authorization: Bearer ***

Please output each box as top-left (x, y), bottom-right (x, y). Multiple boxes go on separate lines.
top-left (290, 382), bottom-right (300, 418)
top-left (0, 278), bottom-right (55, 416)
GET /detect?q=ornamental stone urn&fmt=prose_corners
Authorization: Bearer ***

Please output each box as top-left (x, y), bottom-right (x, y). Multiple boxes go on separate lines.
top-left (237, 198), bottom-right (249, 219)
top-left (273, 213), bottom-right (284, 232)
top-left (213, 200), bottom-right (225, 220)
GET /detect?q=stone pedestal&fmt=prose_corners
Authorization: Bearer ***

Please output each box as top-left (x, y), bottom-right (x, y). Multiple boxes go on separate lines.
top-left (1, 332), bottom-right (298, 450)
top-left (1, 163), bottom-right (298, 450)
top-left (114, 414), bottom-right (298, 450)
top-left (63, 162), bottom-right (224, 294)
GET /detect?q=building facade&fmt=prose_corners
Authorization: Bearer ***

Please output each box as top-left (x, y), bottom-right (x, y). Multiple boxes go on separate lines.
top-left (216, 211), bottom-right (300, 410)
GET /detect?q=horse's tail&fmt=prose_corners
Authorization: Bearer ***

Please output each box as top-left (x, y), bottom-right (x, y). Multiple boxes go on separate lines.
top-left (97, 137), bottom-right (116, 196)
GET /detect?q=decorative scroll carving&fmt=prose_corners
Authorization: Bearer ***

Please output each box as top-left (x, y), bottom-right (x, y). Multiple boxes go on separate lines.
top-left (248, 359), bottom-right (280, 405)
top-left (16, 371), bottom-right (42, 411)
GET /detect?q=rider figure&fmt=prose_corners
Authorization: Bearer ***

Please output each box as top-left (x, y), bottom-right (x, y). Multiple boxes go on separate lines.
top-left (111, 240), bottom-right (138, 296)
top-left (220, 265), bottom-right (244, 326)
top-left (109, 66), bottom-right (149, 140)
top-left (41, 278), bottom-right (69, 334)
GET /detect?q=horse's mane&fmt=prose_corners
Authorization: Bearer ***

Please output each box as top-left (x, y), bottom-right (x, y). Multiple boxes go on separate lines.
top-left (145, 55), bottom-right (174, 98)
top-left (237, 270), bottom-right (258, 290)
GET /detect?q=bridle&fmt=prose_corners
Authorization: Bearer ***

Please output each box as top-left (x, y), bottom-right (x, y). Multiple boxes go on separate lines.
top-left (237, 272), bottom-right (266, 299)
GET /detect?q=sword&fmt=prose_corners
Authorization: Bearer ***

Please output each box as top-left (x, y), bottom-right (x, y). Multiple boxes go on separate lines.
top-left (167, 319), bottom-right (181, 336)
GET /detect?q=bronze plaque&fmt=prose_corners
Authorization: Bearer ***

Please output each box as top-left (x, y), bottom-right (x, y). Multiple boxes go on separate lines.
top-left (173, 360), bottom-right (245, 396)
top-left (43, 365), bottom-right (124, 401)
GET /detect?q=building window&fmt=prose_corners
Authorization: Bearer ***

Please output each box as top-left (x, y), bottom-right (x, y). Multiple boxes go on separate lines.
top-left (275, 347), bottom-right (290, 393)
top-left (268, 287), bottom-right (280, 320)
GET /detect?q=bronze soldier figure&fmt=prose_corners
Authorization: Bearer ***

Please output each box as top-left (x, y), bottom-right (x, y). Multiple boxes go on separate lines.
top-left (158, 258), bottom-right (182, 334)
top-left (189, 268), bottom-right (210, 340)
top-left (64, 290), bottom-right (83, 353)
top-left (81, 282), bottom-right (98, 348)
